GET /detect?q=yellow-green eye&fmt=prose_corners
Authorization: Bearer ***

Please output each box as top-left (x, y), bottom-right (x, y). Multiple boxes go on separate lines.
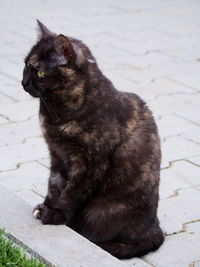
top-left (37, 70), bottom-right (45, 78)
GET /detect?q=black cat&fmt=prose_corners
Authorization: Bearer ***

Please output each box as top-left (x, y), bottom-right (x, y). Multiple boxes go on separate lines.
top-left (21, 20), bottom-right (164, 259)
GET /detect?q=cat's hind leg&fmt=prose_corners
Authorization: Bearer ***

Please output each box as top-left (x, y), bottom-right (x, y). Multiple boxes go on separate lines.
top-left (33, 204), bottom-right (65, 225)
top-left (97, 223), bottom-right (164, 259)
top-left (73, 198), bottom-right (164, 259)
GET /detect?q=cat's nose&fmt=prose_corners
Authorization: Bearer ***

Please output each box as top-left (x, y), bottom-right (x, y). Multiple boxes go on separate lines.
top-left (21, 79), bottom-right (29, 88)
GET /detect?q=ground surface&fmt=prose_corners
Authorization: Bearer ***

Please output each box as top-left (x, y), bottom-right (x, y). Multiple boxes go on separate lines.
top-left (0, 0), bottom-right (199, 266)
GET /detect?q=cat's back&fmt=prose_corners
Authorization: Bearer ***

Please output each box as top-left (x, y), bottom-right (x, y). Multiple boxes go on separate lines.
top-left (110, 89), bottom-right (161, 181)
top-left (114, 90), bottom-right (158, 138)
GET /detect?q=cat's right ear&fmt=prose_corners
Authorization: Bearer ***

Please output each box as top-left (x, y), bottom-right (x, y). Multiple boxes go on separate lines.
top-left (56, 34), bottom-right (85, 67)
top-left (37, 19), bottom-right (55, 39)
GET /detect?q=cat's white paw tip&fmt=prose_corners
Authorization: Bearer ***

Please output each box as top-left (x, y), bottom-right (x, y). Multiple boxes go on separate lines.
top-left (33, 209), bottom-right (41, 219)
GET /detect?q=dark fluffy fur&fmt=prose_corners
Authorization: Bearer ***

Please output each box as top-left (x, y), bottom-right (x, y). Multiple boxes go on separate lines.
top-left (22, 20), bottom-right (164, 259)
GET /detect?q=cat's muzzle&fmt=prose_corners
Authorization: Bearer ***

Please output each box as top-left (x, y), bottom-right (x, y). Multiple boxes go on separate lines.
top-left (21, 81), bottom-right (41, 97)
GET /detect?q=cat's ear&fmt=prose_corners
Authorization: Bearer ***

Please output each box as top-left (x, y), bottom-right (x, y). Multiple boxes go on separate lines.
top-left (37, 19), bottom-right (55, 39)
top-left (56, 34), bottom-right (85, 67)
top-left (56, 35), bottom-right (74, 58)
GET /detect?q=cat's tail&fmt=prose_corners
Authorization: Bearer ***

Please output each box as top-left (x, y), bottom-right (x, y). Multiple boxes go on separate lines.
top-left (97, 226), bottom-right (164, 259)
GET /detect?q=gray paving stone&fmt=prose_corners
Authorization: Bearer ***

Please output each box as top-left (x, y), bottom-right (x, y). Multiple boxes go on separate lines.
top-left (136, 77), bottom-right (197, 101)
top-left (174, 93), bottom-right (200, 108)
top-left (0, 137), bottom-right (48, 171)
top-left (182, 130), bottom-right (200, 145)
top-left (187, 222), bottom-right (200, 234)
top-left (0, 92), bottom-right (15, 104)
top-left (174, 108), bottom-right (200, 127)
top-left (188, 156), bottom-right (200, 166)
top-left (123, 258), bottom-right (152, 267)
top-left (161, 136), bottom-right (200, 168)
top-left (0, 115), bottom-right (10, 124)
top-left (16, 190), bottom-right (44, 207)
top-left (143, 231), bottom-right (200, 267)
top-left (157, 114), bottom-right (199, 142)
top-left (158, 187), bottom-right (200, 234)
top-left (0, 161), bottom-right (48, 198)
top-left (160, 160), bottom-right (200, 199)
top-left (148, 95), bottom-right (200, 118)
top-left (0, 117), bottom-right (41, 145)
top-left (169, 72), bottom-right (200, 91)
top-left (0, 100), bottom-right (39, 122)
top-left (0, 140), bottom-right (7, 147)
top-left (1, 83), bottom-right (32, 102)
top-left (37, 158), bottom-right (50, 169)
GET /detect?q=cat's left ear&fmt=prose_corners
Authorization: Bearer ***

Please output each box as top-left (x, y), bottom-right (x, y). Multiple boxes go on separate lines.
top-left (56, 34), bottom-right (85, 67)
top-left (37, 19), bottom-right (55, 39)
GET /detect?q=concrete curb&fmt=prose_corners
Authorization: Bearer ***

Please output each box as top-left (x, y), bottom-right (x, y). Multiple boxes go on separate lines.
top-left (0, 185), bottom-right (127, 267)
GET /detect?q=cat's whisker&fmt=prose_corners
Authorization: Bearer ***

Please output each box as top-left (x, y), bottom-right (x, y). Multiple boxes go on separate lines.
top-left (40, 96), bottom-right (54, 119)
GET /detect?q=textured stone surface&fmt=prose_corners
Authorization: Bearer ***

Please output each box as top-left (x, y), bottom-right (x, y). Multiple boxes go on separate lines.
top-left (161, 136), bottom-right (200, 168)
top-left (0, 161), bottom-right (48, 203)
top-left (124, 258), bottom-right (152, 267)
top-left (0, 118), bottom-right (41, 145)
top-left (0, 137), bottom-right (48, 171)
top-left (143, 231), bottom-right (200, 267)
top-left (160, 160), bottom-right (200, 199)
top-left (188, 156), bottom-right (200, 166)
top-left (187, 222), bottom-right (200, 234)
top-left (158, 187), bottom-right (200, 234)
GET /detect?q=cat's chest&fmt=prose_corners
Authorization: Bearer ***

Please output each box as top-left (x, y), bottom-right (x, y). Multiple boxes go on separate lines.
top-left (40, 114), bottom-right (82, 139)
top-left (39, 113), bottom-right (120, 157)
top-left (39, 114), bottom-right (47, 136)
top-left (39, 114), bottom-right (89, 157)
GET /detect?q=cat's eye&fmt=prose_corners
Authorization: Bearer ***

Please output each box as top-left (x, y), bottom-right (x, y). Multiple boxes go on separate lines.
top-left (37, 70), bottom-right (45, 78)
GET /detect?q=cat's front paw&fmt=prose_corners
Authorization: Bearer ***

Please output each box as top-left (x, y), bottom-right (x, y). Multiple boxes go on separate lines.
top-left (33, 204), bottom-right (65, 225)
top-left (33, 204), bottom-right (45, 219)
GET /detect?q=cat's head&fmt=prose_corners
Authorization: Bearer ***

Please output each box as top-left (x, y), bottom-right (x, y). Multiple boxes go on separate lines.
top-left (22, 20), bottom-right (95, 97)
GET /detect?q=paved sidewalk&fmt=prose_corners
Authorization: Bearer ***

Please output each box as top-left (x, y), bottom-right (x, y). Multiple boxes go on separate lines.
top-left (0, 0), bottom-right (200, 266)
